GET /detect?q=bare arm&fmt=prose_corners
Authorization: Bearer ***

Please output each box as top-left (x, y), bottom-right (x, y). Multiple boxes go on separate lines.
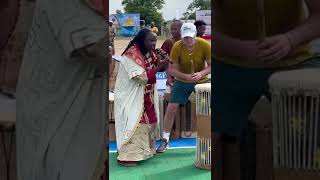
top-left (169, 62), bottom-right (192, 82)
top-left (286, 0), bottom-right (320, 48)
top-left (257, 0), bottom-right (320, 62)
top-left (213, 32), bottom-right (258, 60)
top-left (200, 60), bottom-right (211, 76)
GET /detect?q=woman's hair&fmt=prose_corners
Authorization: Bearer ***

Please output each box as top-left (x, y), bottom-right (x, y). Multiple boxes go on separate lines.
top-left (122, 28), bottom-right (153, 55)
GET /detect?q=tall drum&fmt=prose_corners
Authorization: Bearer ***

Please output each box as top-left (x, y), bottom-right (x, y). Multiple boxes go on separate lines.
top-left (269, 69), bottom-right (320, 180)
top-left (194, 83), bottom-right (211, 170)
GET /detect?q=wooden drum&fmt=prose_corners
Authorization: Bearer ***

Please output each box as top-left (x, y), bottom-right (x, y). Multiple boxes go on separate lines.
top-left (269, 69), bottom-right (320, 180)
top-left (194, 83), bottom-right (211, 170)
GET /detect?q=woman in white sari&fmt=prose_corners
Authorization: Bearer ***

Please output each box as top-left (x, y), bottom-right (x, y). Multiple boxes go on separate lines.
top-left (114, 29), bottom-right (167, 166)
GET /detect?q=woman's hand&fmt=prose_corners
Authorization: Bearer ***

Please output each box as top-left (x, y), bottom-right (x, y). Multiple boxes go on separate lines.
top-left (155, 49), bottom-right (169, 72)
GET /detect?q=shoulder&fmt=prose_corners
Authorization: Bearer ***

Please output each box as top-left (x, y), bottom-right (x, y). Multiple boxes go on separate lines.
top-left (196, 37), bottom-right (210, 46)
top-left (172, 40), bottom-right (183, 48)
top-left (170, 40), bottom-right (183, 52)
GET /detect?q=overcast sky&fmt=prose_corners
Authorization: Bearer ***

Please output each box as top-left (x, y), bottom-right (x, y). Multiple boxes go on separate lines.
top-left (109, 0), bottom-right (194, 21)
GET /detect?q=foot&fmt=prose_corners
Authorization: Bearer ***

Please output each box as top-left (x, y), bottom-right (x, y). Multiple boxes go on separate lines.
top-left (117, 160), bottom-right (138, 167)
top-left (156, 139), bottom-right (169, 153)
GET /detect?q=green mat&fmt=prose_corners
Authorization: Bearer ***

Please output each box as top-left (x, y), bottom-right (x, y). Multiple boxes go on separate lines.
top-left (109, 148), bottom-right (211, 180)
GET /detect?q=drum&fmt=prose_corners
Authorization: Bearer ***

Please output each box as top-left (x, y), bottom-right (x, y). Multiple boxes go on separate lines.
top-left (194, 83), bottom-right (211, 170)
top-left (269, 69), bottom-right (320, 180)
top-left (0, 94), bottom-right (16, 180)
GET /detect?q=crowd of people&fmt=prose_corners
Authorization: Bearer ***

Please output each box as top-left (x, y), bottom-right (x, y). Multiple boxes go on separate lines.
top-left (109, 19), bottom-right (211, 166)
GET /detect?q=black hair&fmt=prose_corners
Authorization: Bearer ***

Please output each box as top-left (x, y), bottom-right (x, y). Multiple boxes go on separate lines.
top-left (194, 20), bottom-right (207, 27)
top-left (122, 28), bottom-right (154, 56)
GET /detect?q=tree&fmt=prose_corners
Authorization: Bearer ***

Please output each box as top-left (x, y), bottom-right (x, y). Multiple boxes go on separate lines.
top-left (187, 0), bottom-right (211, 12)
top-left (182, 12), bottom-right (190, 20)
top-left (122, 0), bottom-right (165, 26)
top-left (185, 0), bottom-right (211, 20)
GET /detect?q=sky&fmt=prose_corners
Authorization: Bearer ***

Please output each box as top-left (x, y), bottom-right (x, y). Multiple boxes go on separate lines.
top-left (109, 0), bottom-right (194, 21)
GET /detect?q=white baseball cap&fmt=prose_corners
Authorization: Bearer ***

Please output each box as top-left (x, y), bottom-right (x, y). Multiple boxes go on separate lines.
top-left (180, 23), bottom-right (196, 38)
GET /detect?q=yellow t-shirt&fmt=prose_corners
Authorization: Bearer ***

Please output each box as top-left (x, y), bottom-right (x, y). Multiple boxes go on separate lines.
top-left (213, 0), bottom-right (313, 68)
top-left (170, 37), bottom-right (211, 83)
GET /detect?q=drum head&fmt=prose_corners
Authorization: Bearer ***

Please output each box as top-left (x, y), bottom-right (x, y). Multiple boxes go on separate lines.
top-left (195, 83), bottom-right (211, 91)
top-left (0, 0), bottom-right (20, 51)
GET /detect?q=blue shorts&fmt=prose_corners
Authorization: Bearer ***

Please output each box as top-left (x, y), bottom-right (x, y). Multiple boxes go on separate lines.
top-left (169, 80), bottom-right (196, 105)
top-left (169, 80), bottom-right (211, 105)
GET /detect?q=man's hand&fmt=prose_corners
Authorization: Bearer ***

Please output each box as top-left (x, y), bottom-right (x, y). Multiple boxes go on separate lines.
top-left (192, 72), bottom-right (203, 82)
top-left (257, 34), bottom-right (292, 64)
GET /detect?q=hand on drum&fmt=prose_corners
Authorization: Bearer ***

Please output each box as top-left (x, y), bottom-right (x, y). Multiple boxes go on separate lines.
top-left (257, 34), bottom-right (292, 63)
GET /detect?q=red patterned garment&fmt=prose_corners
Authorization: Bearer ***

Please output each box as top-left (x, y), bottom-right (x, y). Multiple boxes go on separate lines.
top-left (123, 44), bottom-right (158, 124)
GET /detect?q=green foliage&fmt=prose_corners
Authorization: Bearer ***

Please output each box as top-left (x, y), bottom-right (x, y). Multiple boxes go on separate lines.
top-left (187, 0), bottom-right (211, 11)
top-left (183, 0), bottom-right (211, 19)
top-left (122, 0), bottom-right (165, 26)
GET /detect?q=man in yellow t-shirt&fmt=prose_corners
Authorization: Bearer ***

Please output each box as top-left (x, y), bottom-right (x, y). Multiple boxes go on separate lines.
top-left (157, 23), bottom-right (211, 153)
top-left (213, 0), bottom-right (320, 179)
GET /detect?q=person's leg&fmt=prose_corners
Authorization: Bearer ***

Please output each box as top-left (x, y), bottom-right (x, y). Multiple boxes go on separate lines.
top-left (163, 103), bottom-right (179, 133)
top-left (156, 102), bottom-right (179, 153)
top-left (157, 80), bottom-right (195, 153)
